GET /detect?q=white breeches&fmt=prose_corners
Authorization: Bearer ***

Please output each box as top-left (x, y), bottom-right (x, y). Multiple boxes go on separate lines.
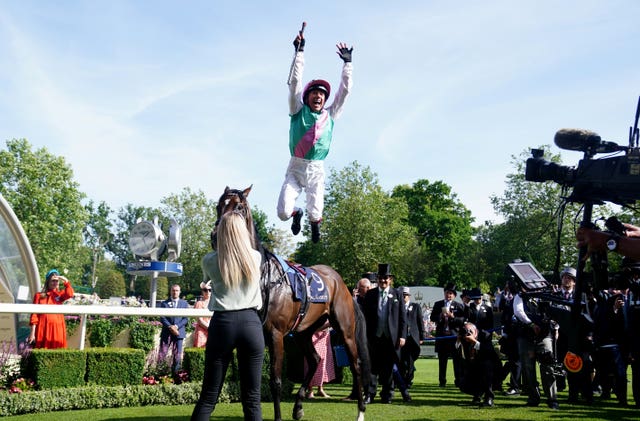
top-left (277, 157), bottom-right (325, 222)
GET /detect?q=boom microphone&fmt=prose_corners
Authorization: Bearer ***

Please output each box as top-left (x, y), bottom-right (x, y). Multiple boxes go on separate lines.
top-left (554, 128), bottom-right (626, 154)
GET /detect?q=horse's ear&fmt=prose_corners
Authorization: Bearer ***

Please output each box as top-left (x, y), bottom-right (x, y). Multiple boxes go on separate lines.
top-left (243, 185), bottom-right (253, 197)
top-left (224, 186), bottom-right (230, 194)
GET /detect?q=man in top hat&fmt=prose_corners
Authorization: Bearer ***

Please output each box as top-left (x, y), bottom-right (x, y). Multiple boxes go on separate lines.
top-left (400, 286), bottom-right (425, 390)
top-left (362, 263), bottom-right (407, 404)
top-left (430, 282), bottom-right (465, 387)
top-left (465, 288), bottom-right (494, 333)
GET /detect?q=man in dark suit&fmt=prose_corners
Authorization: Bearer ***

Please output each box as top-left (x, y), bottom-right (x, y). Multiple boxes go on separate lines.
top-left (430, 283), bottom-right (465, 387)
top-left (400, 286), bottom-right (425, 389)
top-left (362, 263), bottom-right (407, 404)
top-left (464, 287), bottom-right (502, 401)
top-left (160, 284), bottom-right (189, 374)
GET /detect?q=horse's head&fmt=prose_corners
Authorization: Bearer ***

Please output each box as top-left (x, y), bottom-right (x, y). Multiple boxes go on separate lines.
top-left (211, 186), bottom-right (259, 250)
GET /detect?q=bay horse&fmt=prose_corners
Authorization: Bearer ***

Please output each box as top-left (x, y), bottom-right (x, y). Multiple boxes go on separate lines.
top-left (212, 186), bottom-right (370, 421)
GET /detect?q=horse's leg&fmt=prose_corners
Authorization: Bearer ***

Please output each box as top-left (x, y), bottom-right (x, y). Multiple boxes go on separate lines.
top-left (291, 330), bottom-right (319, 421)
top-left (331, 299), bottom-right (367, 421)
top-left (267, 330), bottom-right (285, 421)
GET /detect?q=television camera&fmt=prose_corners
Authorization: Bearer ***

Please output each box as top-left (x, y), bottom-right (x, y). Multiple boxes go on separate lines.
top-left (520, 96), bottom-right (640, 371)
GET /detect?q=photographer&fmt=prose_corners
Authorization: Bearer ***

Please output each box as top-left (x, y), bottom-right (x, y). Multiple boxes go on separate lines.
top-left (577, 223), bottom-right (640, 260)
top-left (455, 322), bottom-right (497, 407)
top-left (513, 288), bottom-right (560, 409)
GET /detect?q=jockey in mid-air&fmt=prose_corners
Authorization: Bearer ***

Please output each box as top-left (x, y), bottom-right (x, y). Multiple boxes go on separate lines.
top-left (277, 25), bottom-right (353, 243)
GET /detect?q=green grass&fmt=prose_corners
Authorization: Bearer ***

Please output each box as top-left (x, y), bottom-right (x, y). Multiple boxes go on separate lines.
top-left (3, 358), bottom-right (638, 420)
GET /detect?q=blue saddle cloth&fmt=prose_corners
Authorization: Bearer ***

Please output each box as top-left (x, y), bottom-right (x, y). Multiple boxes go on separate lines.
top-left (275, 255), bottom-right (328, 303)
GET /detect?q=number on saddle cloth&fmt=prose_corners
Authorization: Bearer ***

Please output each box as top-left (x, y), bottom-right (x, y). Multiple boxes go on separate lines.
top-left (275, 255), bottom-right (329, 303)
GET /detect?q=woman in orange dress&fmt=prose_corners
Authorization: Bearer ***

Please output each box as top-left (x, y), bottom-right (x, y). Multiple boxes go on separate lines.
top-left (193, 281), bottom-right (212, 348)
top-left (28, 269), bottom-right (75, 349)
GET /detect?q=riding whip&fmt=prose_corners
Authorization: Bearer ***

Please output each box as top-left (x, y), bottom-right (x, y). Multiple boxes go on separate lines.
top-left (287, 21), bottom-right (306, 85)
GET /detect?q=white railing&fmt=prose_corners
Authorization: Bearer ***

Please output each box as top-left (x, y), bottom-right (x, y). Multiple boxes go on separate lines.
top-left (0, 303), bottom-right (212, 350)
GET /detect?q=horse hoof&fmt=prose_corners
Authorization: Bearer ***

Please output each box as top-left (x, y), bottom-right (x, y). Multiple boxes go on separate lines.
top-left (356, 412), bottom-right (365, 421)
top-left (293, 407), bottom-right (304, 420)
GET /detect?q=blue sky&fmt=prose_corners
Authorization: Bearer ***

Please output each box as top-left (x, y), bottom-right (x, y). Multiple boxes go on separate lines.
top-left (1, 1), bottom-right (639, 235)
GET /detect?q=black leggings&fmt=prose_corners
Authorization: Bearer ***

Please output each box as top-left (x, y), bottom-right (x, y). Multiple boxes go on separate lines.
top-left (191, 309), bottom-right (265, 421)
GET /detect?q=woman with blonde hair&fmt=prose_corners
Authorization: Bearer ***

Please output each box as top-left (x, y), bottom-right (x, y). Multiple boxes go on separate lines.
top-left (192, 211), bottom-right (264, 421)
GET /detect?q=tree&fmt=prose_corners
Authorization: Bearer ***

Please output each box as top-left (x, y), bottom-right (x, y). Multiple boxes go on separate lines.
top-left (296, 161), bottom-right (420, 287)
top-left (94, 260), bottom-right (126, 298)
top-left (83, 200), bottom-right (113, 288)
top-left (0, 139), bottom-right (88, 281)
top-left (252, 207), bottom-right (295, 257)
top-left (392, 180), bottom-right (475, 287)
top-left (479, 147), bottom-right (584, 288)
top-left (160, 188), bottom-right (218, 294)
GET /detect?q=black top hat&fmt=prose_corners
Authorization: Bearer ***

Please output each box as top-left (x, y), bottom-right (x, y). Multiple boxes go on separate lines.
top-left (377, 263), bottom-right (392, 278)
top-left (362, 272), bottom-right (378, 281)
top-left (443, 282), bottom-right (457, 295)
top-left (468, 287), bottom-right (482, 299)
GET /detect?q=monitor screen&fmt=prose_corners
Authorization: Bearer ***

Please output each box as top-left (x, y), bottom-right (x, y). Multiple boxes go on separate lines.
top-left (508, 262), bottom-right (548, 291)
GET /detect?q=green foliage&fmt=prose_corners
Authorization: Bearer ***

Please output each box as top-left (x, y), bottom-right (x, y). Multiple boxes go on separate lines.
top-left (392, 179), bottom-right (475, 287)
top-left (94, 260), bottom-right (126, 298)
top-left (0, 139), bottom-right (88, 282)
top-left (159, 188), bottom-right (218, 294)
top-left (183, 348), bottom-right (206, 382)
top-left (0, 383), bottom-right (202, 417)
top-left (88, 318), bottom-right (117, 347)
top-left (481, 147), bottom-right (585, 287)
top-left (296, 161), bottom-right (420, 286)
top-left (128, 322), bottom-right (159, 352)
top-left (25, 349), bottom-right (86, 389)
top-left (85, 349), bottom-right (145, 386)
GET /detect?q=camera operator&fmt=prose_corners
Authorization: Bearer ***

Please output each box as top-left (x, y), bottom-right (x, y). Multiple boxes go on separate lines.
top-left (513, 287), bottom-right (560, 409)
top-left (554, 267), bottom-right (594, 404)
top-left (623, 257), bottom-right (640, 408)
top-left (577, 223), bottom-right (640, 260)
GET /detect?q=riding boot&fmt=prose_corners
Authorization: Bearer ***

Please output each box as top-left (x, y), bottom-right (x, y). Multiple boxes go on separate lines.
top-left (311, 220), bottom-right (321, 243)
top-left (291, 208), bottom-right (303, 235)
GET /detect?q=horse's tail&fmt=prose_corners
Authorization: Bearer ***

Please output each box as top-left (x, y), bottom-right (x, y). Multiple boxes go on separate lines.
top-left (354, 303), bottom-right (371, 391)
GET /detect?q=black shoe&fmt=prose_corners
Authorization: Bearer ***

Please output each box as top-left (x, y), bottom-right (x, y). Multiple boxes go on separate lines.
top-left (402, 391), bottom-right (412, 403)
top-left (548, 401), bottom-right (559, 410)
top-left (291, 208), bottom-right (303, 235)
top-left (526, 400), bottom-right (540, 407)
top-left (311, 220), bottom-right (320, 243)
top-left (381, 398), bottom-right (392, 404)
top-left (482, 398), bottom-right (494, 408)
top-left (471, 396), bottom-right (481, 405)
top-left (439, 382), bottom-right (446, 388)
top-left (364, 395), bottom-right (374, 404)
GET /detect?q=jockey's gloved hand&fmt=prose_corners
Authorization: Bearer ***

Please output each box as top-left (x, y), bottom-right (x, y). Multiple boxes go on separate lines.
top-left (293, 35), bottom-right (305, 52)
top-left (337, 45), bottom-right (353, 63)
